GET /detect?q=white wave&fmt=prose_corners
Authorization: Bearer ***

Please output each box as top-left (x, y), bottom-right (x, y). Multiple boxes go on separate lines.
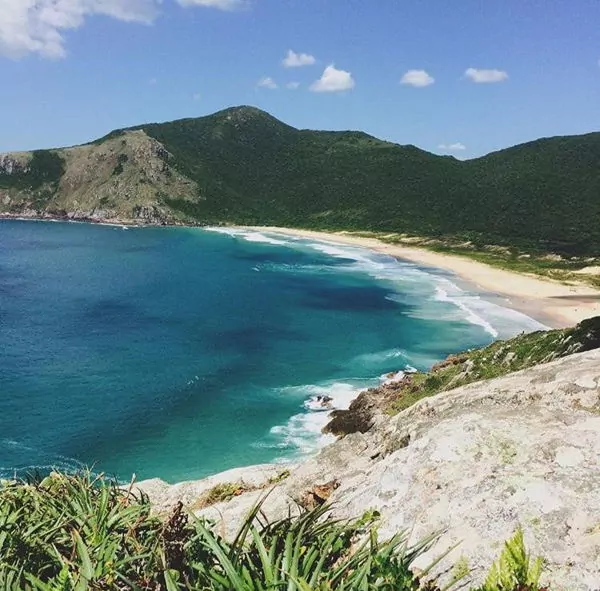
top-left (0, 438), bottom-right (87, 478)
top-left (300, 239), bottom-right (548, 339)
top-left (205, 227), bottom-right (288, 246)
top-left (353, 348), bottom-right (409, 365)
top-left (433, 283), bottom-right (498, 337)
top-left (431, 278), bottom-right (548, 338)
top-left (260, 382), bottom-right (364, 458)
top-left (381, 370), bottom-right (405, 383)
top-left (207, 227), bottom-right (548, 346)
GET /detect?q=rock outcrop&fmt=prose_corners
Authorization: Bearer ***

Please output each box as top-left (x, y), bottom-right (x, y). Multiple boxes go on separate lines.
top-left (323, 317), bottom-right (600, 437)
top-left (0, 130), bottom-right (198, 225)
top-left (139, 349), bottom-right (600, 591)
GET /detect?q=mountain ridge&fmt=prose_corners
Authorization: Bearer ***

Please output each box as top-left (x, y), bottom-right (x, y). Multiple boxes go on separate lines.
top-left (1, 106), bottom-right (599, 255)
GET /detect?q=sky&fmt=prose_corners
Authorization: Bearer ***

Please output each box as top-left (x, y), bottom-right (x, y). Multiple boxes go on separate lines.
top-left (0, 0), bottom-right (599, 158)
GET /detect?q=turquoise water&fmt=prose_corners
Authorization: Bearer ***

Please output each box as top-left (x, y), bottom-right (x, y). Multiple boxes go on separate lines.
top-left (0, 221), bottom-right (545, 483)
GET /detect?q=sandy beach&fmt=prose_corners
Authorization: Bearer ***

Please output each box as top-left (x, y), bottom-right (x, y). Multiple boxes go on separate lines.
top-left (247, 226), bottom-right (600, 329)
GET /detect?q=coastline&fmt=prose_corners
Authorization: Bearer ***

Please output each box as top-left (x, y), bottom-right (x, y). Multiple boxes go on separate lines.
top-left (244, 226), bottom-right (600, 329)
top-left (3, 213), bottom-right (599, 329)
top-left (4, 214), bottom-right (599, 489)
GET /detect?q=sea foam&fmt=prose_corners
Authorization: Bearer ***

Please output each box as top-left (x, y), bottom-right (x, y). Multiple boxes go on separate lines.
top-left (212, 227), bottom-right (549, 459)
top-left (209, 228), bottom-right (547, 339)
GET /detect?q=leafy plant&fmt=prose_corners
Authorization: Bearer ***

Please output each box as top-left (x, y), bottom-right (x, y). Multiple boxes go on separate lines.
top-left (475, 529), bottom-right (544, 591)
top-left (0, 472), bottom-right (549, 590)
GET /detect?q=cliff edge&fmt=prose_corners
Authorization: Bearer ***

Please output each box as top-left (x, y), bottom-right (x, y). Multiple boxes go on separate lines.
top-left (140, 348), bottom-right (600, 590)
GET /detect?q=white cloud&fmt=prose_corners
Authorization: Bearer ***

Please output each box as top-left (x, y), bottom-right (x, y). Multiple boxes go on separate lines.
top-left (176, 0), bottom-right (246, 9)
top-left (0, 0), bottom-right (246, 59)
top-left (464, 67), bottom-right (508, 83)
top-left (257, 76), bottom-right (278, 89)
top-left (0, 0), bottom-right (160, 58)
top-left (282, 49), bottom-right (315, 68)
top-left (438, 142), bottom-right (466, 152)
top-left (309, 64), bottom-right (355, 93)
top-left (192, 92), bottom-right (202, 100)
top-left (286, 81), bottom-right (300, 90)
top-left (400, 69), bottom-right (434, 87)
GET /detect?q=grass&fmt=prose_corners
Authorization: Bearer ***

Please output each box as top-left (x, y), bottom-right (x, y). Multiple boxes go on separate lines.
top-left (0, 471), bottom-right (546, 590)
top-left (190, 482), bottom-right (254, 511)
top-left (267, 469), bottom-right (291, 485)
top-left (385, 316), bottom-right (600, 415)
top-left (190, 471), bottom-right (291, 511)
top-left (347, 230), bottom-right (600, 289)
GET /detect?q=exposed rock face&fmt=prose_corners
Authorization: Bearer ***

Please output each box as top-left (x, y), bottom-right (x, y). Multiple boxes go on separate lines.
top-left (140, 349), bottom-right (600, 590)
top-left (322, 373), bottom-right (415, 436)
top-left (0, 131), bottom-right (198, 224)
top-left (0, 154), bottom-right (28, 176)
top-left (322, 389), bottom-right (381, 436)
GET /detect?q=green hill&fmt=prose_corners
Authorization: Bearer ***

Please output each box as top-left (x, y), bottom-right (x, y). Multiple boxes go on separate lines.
top-left (1, 106), bottom-right (599, 255)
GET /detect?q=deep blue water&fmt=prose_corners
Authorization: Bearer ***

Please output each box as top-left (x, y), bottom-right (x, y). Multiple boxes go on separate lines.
top-left (0, 221), bottom-right (545, 482)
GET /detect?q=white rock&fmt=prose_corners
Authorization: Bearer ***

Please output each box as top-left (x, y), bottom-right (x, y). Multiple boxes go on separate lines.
top-left (142, 349), bottom-right (600, 590)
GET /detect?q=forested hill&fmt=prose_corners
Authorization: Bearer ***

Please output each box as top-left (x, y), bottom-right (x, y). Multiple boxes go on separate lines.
top-left (1, 106), bottom-right (599, 256)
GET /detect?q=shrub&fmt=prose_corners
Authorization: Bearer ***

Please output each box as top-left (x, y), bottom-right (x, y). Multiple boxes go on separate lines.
top-left (0, 472), bottom-right (547, 590)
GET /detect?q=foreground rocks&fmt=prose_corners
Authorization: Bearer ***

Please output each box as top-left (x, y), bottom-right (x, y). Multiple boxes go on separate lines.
top-left (139, 349), bottom-right (600, 590)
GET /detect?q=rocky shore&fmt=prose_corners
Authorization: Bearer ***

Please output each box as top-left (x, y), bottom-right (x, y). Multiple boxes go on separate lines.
top-left (139, 348), bottom-right (600, 590)
top-left (0, 209), bottom-right (198, 227)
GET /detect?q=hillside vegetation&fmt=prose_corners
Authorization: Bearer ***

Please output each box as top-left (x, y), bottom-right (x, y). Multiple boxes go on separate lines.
top-left (1, 106), bottom-right (599, 256)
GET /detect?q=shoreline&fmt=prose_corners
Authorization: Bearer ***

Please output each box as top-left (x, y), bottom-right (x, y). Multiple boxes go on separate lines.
top-left (4, 214), bottom-right (599, 488)
top-left (3, 213), bottom-right (599, 329)
top-left (244, 226), bottom-right (600, 330)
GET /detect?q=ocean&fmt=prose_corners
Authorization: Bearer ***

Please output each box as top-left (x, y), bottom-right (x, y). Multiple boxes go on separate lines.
top-left (0, 220), bottom-right (546, 483)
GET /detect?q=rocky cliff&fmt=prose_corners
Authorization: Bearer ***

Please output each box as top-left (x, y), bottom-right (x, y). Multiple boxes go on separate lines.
top-left (0, 131), bottom-right (197, 225)
top-left (140, 348), bottom-right (600, 591)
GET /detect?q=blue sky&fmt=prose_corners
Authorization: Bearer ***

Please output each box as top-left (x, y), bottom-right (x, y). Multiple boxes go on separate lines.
top-left (1, 0), bottom-right (599, 157)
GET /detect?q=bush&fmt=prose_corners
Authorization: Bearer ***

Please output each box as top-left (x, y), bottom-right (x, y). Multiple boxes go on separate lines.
top-left (0, 472), bottom-right (546, 590)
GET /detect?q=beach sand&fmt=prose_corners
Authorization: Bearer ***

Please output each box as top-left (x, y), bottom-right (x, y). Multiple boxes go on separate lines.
top-left (246, 227), bottom-right (600, 329)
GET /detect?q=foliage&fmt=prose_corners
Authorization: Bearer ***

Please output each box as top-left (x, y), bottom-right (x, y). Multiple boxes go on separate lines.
top-left (386, 316), bottom-right (600, 414)
top-left (0, 150), bottom-right (65, 191)
top-left (267, 469), bottom-right (291, 485)
top-left (474, 529), bottom-right (544, 591)
top-left (348, 230), bottom-right (600, 289)
top-left (113, 153), bottom-right (129, 176)
top-left (190, 469), bottom-right (291, 511)
top-left (5, 107), bottom-right (600, 256)
top-left (0, 472), bottom-right (548, 590)
top-left (190, 481), bottom-right (252, 510)
top-left (128, 106), bottom-right (600, 256)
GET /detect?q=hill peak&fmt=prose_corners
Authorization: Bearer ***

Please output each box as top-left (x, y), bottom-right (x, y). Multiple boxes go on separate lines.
top-left (211, 105), bottom-right (285, 125)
